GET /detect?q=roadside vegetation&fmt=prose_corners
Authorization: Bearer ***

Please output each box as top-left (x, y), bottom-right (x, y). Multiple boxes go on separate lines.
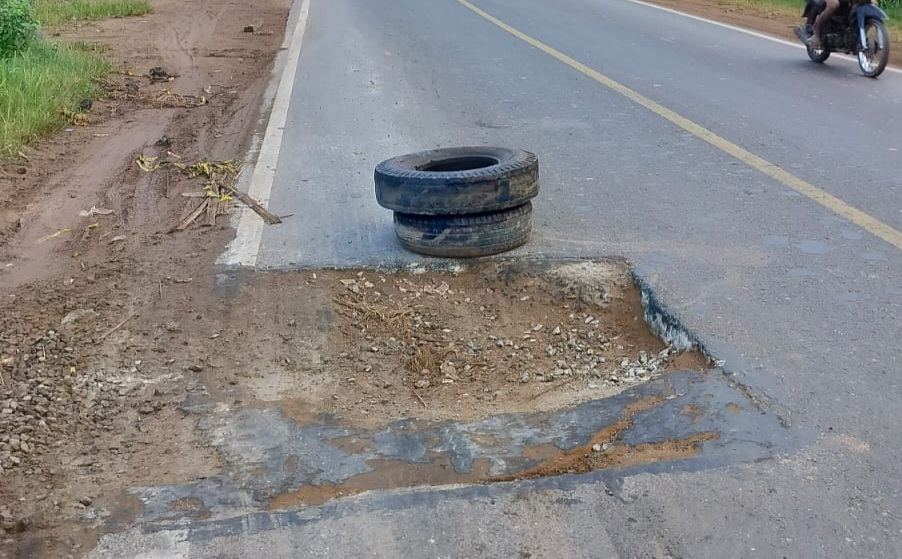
top-left (0, 41), bottom-right (109, 158)
top-left (33, 0), bottom-right (151, 25)
top-left (778, 0), bottom-right (899, 24)
top-left (882, 0), bottom-right (901, 34)
top-left (0, 0), bottom-right (149, 160)
top-left (730, 0), bottom-right (901, 34)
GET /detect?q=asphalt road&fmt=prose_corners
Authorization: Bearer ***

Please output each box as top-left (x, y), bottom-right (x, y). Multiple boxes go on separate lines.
top-left (249, 0), bottom-right (902, 269)
top-left (98, 0), bottom-right (901, 556)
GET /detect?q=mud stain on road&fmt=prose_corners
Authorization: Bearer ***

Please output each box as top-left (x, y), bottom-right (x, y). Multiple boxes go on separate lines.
top-left (494, 396), bottom-right (718, 481)
top-left (264, 394), bottom-right (721, 508)
top-left (271, 457), bottom-right (494, 508)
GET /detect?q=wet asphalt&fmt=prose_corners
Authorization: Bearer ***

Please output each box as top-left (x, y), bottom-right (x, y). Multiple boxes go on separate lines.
top-left (94, 0), bottom-right (902, 556)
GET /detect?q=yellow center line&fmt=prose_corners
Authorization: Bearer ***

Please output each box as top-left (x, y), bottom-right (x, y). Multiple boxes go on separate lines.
top-left (456, 0), bottom-right (902, 251)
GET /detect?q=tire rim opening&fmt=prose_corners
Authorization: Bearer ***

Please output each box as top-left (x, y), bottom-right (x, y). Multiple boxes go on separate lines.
top-left (418, 156), bottom-right (499, 172)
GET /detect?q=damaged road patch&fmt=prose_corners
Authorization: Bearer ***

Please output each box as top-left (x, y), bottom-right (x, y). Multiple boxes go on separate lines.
top-left (126, 367), bottom-right (792, 535)
top-left (82, 259), bottom-right (801, 550)
top-left (198, 260), bottom-right (710, 428)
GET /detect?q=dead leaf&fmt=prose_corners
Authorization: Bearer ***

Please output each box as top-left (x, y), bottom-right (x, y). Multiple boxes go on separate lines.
top-left (37, 228), bottom-right (72, 243)
top-left (136, 156), bottom-right (160, 172)
top-left (78, 206), bottom-right (115, 218)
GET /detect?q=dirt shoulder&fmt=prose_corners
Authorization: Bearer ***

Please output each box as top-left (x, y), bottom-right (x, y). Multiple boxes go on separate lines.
top-left (0, 0), bottom-right (289, 555)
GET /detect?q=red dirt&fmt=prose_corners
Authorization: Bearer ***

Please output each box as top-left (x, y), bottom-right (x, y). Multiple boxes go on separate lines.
top-left (0, 0), bottom-right (290, 556)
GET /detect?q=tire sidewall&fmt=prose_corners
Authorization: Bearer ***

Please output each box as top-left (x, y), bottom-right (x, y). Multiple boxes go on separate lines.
top-left (375, 147), bottom-right (539, 215)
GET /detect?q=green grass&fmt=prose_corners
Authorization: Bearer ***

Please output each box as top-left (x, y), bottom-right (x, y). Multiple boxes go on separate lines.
top-left (0, 40), bottom-right (109, 158)
top-left (0, 1), bottom-right (150, 159)
top-left (33, 0), bottom-right (152, 25)
top-left (881, 0), bottom-right (902, 29)
top-left (735, 0), bottom-right (901, 34)
top-left (740, 0), bottom-right (900, 16)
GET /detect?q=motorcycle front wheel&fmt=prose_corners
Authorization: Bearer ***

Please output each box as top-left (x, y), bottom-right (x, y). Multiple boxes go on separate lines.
top-left (858, 19), bottom-right (889, 78)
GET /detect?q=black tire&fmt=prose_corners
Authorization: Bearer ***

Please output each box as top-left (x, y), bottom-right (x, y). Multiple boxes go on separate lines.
top-left (393, 203), bottom-right (532, 258)
top-left (807, 43), bottom-right (830, 63)
top-left (858, 19), bottom-right (889, 78)
top-left (800, 20), bottom-right (830, 62)
top-left (375, 146), bottom-right (539, 216)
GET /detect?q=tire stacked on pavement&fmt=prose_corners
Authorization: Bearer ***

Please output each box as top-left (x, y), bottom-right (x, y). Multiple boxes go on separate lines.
top-left (374, 147), bottom-right (539, 257)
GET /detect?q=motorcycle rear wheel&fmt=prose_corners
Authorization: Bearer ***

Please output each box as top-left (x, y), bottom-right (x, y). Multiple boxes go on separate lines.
top-left (858, 19), bottom-right (889, 78)
top-left (807, 43), bottom-right (830, 63)
top-left (800, 22), bottom-right (829, 62)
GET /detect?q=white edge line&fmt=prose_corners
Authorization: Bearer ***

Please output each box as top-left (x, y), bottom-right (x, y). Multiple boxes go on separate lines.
top-left (220, 0), bottom-right (313, 268)
top-left (621, 0), bottom-right (902, 75)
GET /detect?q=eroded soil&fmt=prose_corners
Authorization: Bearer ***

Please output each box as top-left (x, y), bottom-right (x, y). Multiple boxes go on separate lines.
top-left (0, 0), bottom-right (290, 556)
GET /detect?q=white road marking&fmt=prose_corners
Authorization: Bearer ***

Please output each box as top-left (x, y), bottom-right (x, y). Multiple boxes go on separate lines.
top-left (221, 0), bottom-right (313, 267)
top-left (620, 0), bottom-right (902, 75)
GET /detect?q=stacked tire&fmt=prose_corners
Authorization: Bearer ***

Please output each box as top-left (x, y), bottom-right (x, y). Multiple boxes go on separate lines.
top-left (374, 147), bottom-right (539, 258)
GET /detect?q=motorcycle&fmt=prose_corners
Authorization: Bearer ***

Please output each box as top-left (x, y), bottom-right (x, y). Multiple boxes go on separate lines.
top-left (794, 0), bottom-right (890, 78)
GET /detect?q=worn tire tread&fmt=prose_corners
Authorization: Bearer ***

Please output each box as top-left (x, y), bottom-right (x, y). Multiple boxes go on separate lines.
top-left (393, 203), bottom-right (532, 257)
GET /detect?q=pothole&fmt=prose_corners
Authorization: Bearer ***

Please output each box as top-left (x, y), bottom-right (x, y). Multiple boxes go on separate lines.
top-left (123, 259), bottom-right (795, 523)
top-left (125, 259), bottom-right (731, 517)
top-left (221, 259), bottom-right (708, 428)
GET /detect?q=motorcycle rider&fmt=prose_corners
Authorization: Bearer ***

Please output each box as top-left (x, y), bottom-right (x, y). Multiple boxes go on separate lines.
top-left (795, 0), bottom-right (840, 49)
